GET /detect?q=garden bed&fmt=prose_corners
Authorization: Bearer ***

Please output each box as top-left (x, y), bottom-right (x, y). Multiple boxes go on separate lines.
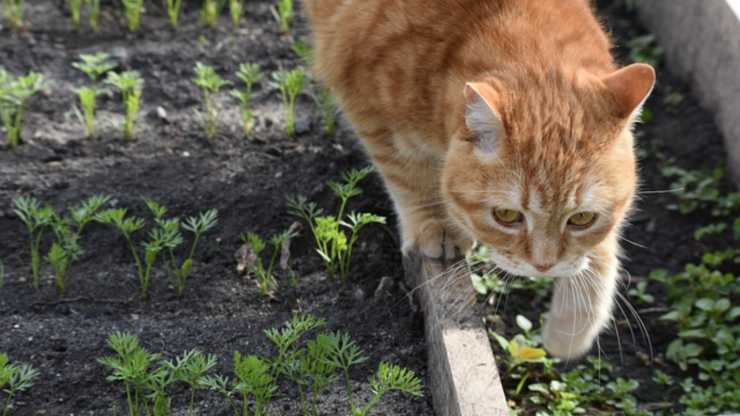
top-left (0, 1), bottom-right (433, 415)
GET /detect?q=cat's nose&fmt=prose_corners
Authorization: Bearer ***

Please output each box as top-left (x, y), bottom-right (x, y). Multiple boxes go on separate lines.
top-left (533, 263), bottom-right (554, 272)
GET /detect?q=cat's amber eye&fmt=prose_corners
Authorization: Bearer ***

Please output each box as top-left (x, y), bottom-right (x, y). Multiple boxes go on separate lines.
top-left (568, 212), bottom-right (598, 228)
top-left (493, 208), bottom-right (524, 226)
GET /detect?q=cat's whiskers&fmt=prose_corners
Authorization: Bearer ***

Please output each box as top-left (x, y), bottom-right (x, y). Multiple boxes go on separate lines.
top-left (615, 291), bottom-right (654, 359)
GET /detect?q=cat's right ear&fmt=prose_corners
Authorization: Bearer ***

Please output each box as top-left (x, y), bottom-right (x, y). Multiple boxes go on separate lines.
top-left (464, 82), bottom-right (505, 153)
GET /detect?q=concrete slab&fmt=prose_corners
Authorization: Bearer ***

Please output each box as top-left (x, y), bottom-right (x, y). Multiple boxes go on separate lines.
top-left (636, 0), bottom-right (740, 184)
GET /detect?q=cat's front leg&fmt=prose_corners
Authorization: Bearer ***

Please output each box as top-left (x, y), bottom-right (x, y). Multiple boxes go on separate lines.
top-left (543, 242), bottom-right (619, 360)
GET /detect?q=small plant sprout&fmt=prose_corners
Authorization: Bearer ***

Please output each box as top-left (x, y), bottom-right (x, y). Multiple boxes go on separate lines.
top-left (291, 41), bottom-right (313, 66)
top-left (265, 314), bottom-right (326, 375)
top-left (73, 53), bottom-right (116, 138)
top-left (272, 0), bottom-right (293, 33)
top-left (13, 196), bottom-right (53, 289)
top-left (2, 0), bottom-right (23, 29)
top-left (0, 68), bottom-right (44, 149)
top-left (163, 350), bottom-right (217, 416)
top-left (202, 353), bottom-right (277, 416)
top-left (193, 63), bottom-right (231, 140)
top-left (201, 0), bottom-right (223, 27)
top-left (68, 0), bottom-right (83, 29)
top-left (271, 68), bottom-right (305, 137)
top-left (122, 0), bottom-right (144, 32)
top-left (230, 63), bottom-right (262, 137)
top-left (241, 228), bottom-right (297, 297)
top-left (323, 331), bottom-right (368, 411)
top-left (165, 0), bottom-right (183, 29)
top-left (86, 0), bottom-right (101, 31)
top-left (315, 87), bottom-right (337, 136)
top-left (106, 70), bottom-right (144, 140)
top-left (229, 0), bottom-right (244, 28)
top-left (0, 353), bottom-right (39, 416)
top-left (168, 209), bottom-right (218, 296)
top-left (354, 363), bottom-right (423, 416)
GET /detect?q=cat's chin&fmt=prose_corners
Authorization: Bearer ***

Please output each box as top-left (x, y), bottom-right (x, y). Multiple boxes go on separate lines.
top-left (487, 251), bottom-right (589, 279)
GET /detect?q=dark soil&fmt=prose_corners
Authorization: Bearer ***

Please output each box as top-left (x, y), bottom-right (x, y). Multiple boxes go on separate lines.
top-left (487, 1), bottom-right (739, 414)
top-left (0, 1), bottom-right (431, 415)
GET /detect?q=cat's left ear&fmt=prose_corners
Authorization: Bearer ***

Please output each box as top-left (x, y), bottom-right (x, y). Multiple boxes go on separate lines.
top-left (602, 63), bottom-right (656, 120)
top-left (464, 82), bottom-right (505, 152)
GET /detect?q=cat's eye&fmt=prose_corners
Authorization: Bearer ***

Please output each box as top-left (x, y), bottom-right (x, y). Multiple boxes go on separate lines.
top-left (568, 212), bottom-right (598, 228)
top-left (493, 208), bottom-right (523, 226)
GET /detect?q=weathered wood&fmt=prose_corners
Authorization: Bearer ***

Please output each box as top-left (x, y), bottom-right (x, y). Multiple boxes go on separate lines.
top-left (403, 251), bottom-right (509, 416)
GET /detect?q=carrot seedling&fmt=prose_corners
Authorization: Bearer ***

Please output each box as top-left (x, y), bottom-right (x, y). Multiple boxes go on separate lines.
top-left (193, 63), bottom-right (230, 140)
top-left (0, 68), bottom-right (44, 149)
top-left (271, 68), bottom-right (305, 137)
top-left (13, 196), bottom-right (53, 289)
top-left (354, 363), bottom-right (423, 416)
top-left (230, 63), bottom-right (262, 137)
top-left (201, 0), bottom-right (223, 27)
top-left (122, 0), bottom-right (144, 32)
top-left (272, 0), bottom-right (293, 33)
top-left (106, 70), bottom-right (143, 141)
top-left (163, 350), bottom-right (217, 416)
top-left (68, 0), bottom-right (83, 29)
top-left (73, 53), bottom-right (116, 138)
top-left (2, 0), bottom-right (23, 29)
top-left (165, 0), bottom-right (183, 29)
top-left (241, 228), bottom-right (296, 297)
top-left (202, 353), bottom-right (277, 416)
top-left (291, 41), bottom-right (313, 66)
top-left (229, 0), bottom-right (244, 28)
top-left (169, 208), bottom-right (218, 296)
top-left (86, 0), bottom-right (101, 31)
top-left (315, 87), bottom-right (337, 137)
top-left (323, 331), bottom-right (368, 411)
top-left (0, 353), bottom-right (39, 416)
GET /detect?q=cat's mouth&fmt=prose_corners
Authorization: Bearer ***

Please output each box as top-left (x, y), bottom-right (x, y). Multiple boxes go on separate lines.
top-left (487, 249), bottom-right (589, 279)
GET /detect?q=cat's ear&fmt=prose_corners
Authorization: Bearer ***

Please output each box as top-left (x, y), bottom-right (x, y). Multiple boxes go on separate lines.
top-left (464, 82), bottom-right (505, 152)
top-left (602, 63), bottom-right (656, 119)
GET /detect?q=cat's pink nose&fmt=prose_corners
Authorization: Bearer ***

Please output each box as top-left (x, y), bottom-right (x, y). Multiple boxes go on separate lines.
top-left (533, 263), bottom-right (554, 272)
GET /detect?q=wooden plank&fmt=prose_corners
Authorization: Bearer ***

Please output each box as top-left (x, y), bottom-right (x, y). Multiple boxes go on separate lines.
top-left (403, 251), bottom-right (509, 416)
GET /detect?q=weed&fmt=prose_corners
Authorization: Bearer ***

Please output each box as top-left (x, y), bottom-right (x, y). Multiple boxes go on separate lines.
top-left (272, 0), bottom-right (293, 33)
top-left (627, 34), bottom-right (663, 67)
top-left (315, 87), bottom-right (337, 136)
top-left (230, 63), bottom-right (262, 137)
top-left (86, 0), bottom-right (101, 30)
top-left (165, 0), bottom-right (183, 28)
top-left (13, 196), bottom-right (53, 289)
top-left (2, 0), bottom-right (23, 29)
top-left (229, 0), bottom-right (244, 28)
top-left (241, 229), bottom-right (297, 297)
top-left (193, 62), bottom-right (231, 139)
top-left (0, 68), bottom-right (44, 149)
top-left (68, 0), bottom-right (83, 28)
top-left (73, 53), bottom-right (116, 138)
top-left (288, 167), bottom-right (385, 281)
top-left (201, 0), bottom-right (223, 27)
top-left (627, 280), bottom-right (655, 304)
top-left (106, 70), bottom-right (144, 140)
top-left (271, 68), bottom-right (305, 137)
top-left (122, 0), bottom-right (144, 32)
top-left (0, 353), bottom-right (39, 416)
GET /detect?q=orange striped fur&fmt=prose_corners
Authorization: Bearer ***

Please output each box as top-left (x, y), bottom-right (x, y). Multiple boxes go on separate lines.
top-left (304, 0), bottom-right (655, 358)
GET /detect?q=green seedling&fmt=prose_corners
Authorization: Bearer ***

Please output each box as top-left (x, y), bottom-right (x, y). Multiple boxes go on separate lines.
top-left (322, 331), bottom-right (368, 411)
top-left (272, 0), bottom-right (293, 33)
top-left (283, 333), bottom-right (338, 416)
top-left (201, 0), bottom-right (223, 27)
top-left (0, 68), bottom-right (44, 149)
top-left (73, 53), bottom-right (116, 138)
top-left (165, 0), bottom-right (183, 28)
top-left (163, 350), bottom-right (217, 416)
top-left (2, 0), bottom-right (23, 29)
top-left (315, 87), bottom-right (337, 137)
top-left (86, 0), bottom-right (101, 31)
top-left (0, 353), bottom-right (39, 416)
top-left (354, 363), bottom-right (423, 416)
top-left (193, 62), bottom-right (231, 140)
top-left (291, 41), bottom-right (313, 66)
top-left (68, 0), bottom-right (83, 28)
top-left (289, 167), bottom-right (384, 280)
top-left (13, 196), bottom-right (53, 289)
top-left (241, 228), bottom-right (297, 297)
top-left (265, 314), bottom-right (326, 376)
top-left (106, 70), bottom-right (143, 140)
top-left (271, 68), bottom-right (305, 137)
top-left (202, 353), bottom-right (277, 416)
top-left (122, 0), bottom-right (144, 32)
top-left (230, 63), bottom-right (262, 137)
top-left (229, 0), bottom-right (244, 28)
top-left (168, 208), bottom-right (218, 296)
top-left (98, 332), bottom-right (168, 416)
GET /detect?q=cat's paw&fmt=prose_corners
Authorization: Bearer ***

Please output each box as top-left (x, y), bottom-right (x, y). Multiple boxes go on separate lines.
top-left (402, 220), bottom-right (473, 260)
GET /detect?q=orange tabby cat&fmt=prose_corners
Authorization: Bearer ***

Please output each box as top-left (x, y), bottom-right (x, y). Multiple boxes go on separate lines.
top-left (303, 0), bottom-right (655, 359)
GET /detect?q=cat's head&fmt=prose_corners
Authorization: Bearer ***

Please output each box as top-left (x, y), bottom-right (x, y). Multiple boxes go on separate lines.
top-left (442, 63), bottom-right (655, 278)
